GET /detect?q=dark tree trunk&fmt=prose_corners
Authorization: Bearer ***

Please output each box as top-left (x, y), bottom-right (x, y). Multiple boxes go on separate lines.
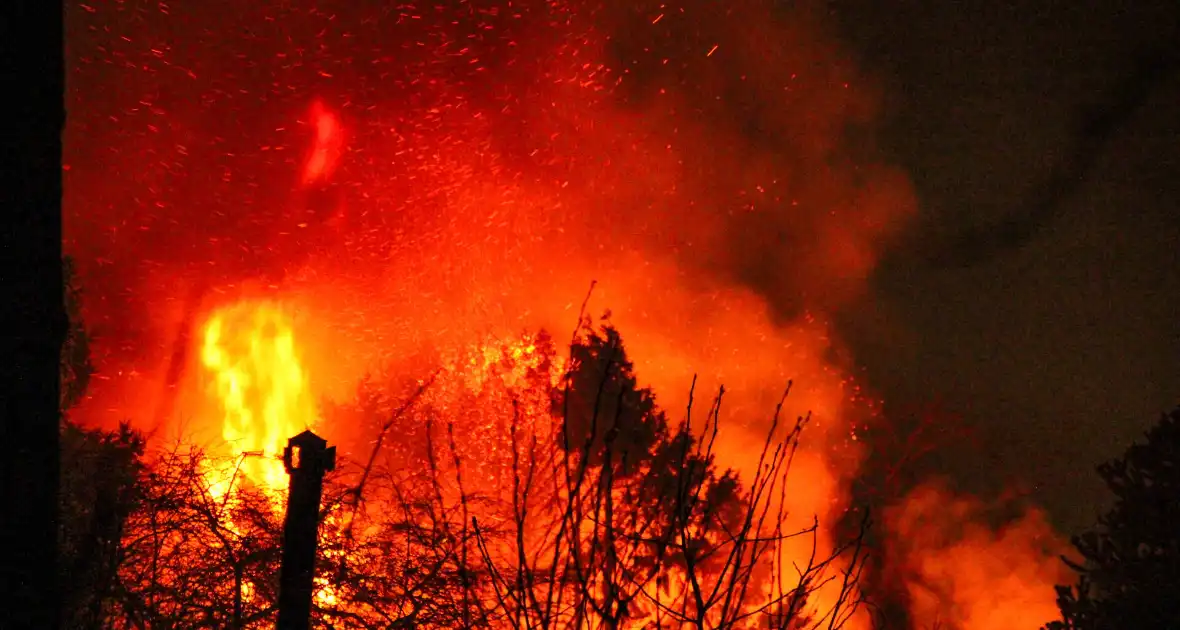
top-left (0, 0), bottom-right (66, 628)
top-left (234, 563), bottom-right (245, 630)
top-left (277, 431), bottom-right (335, 630)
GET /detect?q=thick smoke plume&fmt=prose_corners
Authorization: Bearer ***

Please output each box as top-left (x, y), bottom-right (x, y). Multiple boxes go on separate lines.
top-left (885, 482), bottom-right (1072, 630)
top-left (65, 0), bottom-right (1065, 626)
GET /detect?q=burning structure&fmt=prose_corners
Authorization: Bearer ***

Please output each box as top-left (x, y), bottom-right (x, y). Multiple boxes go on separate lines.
top-left (62, 0), bottom-right (1069, 627)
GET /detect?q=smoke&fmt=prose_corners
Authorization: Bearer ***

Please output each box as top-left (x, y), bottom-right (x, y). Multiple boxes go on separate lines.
top-left (925, 40), bottom-right (1180, 268)
top-left (884, 482), bottom-right (1071, 630)
top-left (65, 0), bottom-right (1066, 626)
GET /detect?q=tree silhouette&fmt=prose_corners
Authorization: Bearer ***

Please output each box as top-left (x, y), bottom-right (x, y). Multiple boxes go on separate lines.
top-left (58, 258), bottom-right (149, 629)
top-left (1044, 406), bottom-right (1180, 630)
top-left (61, 257), bottom-right (93, 411)
top-left (467, 321), bottom-right (871, 629)
top-left (56, 270), bottom-right (870, 628)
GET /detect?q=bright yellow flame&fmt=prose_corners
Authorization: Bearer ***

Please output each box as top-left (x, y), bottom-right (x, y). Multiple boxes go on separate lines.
top-left (200, 300), bottom-right (317, 494)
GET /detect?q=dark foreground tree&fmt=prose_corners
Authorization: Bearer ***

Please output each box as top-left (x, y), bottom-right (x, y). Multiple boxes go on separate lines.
top-left (465, 321), bottom-right (871, 629)
top-left (58, 258), bottom-right (149, 629)
top-left (1, 1), bottom-right (66, 626)
top-left (1044, 406), bottom-right (1180, 630)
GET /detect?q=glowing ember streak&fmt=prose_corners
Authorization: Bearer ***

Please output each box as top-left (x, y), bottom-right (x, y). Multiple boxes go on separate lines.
top-left (200, 300), bottom-right (317, 494)
top-left (301, 100), bottom-right (344, 186)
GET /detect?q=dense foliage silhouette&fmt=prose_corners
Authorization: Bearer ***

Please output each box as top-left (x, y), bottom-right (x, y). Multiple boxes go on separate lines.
top-left (1044, 406), bottom-right (1180, 630)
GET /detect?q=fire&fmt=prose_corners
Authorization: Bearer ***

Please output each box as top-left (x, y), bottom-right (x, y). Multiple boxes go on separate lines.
top-left (63, 0), bottom-right (1077, 626)
top-left (200, 300), bottom-right (317, 495)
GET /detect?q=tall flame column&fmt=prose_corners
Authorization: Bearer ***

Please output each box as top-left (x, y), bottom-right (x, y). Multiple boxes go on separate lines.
top-left (276, 430), bottom-right (336, 630)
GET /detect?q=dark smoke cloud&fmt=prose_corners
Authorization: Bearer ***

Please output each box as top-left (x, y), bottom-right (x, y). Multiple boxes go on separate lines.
top-left (594, 0), bottom-right (916, 317)
top-left (924, 39), bottom-right (1179, 268)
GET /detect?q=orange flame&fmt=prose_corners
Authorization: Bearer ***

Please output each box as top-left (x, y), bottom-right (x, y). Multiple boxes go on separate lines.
top-left (200, 300), bottom-right (317, 494)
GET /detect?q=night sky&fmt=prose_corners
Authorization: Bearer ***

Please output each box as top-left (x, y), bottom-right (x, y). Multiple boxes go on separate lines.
top-left (827, 0), bottom-right (1180, 531)
top-left (63, 0), bottom-right (1179, 540)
